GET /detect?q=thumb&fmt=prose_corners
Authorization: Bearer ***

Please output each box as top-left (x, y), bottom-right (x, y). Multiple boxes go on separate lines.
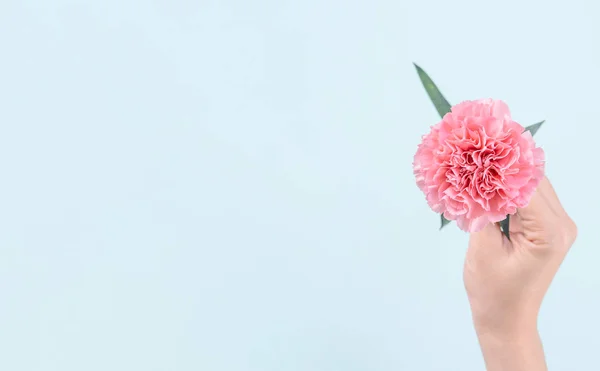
top-left (467, 222), bottom-right (508, 270)
top-left (469, 220), bottom-right (504, 248)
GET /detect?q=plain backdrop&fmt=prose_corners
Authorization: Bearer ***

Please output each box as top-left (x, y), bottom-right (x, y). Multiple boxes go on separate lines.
top-left (0, 0), bottom-right (598, 370)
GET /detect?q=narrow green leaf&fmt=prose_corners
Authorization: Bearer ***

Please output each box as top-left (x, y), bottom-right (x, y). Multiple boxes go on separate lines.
top-left (414, 63), bottom-right (455, 228)
top-left (440, 214), bottom-right (451, 230)
top-left (524, 120), bottom-right (545, 136)
top-left (413, 63), bottom-right (452, 118)
top-left (499, 215), bottom-right (510, 240)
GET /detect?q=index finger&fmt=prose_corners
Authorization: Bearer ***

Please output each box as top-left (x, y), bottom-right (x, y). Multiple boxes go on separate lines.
top-left (516, 176), bottom-right (564, 226)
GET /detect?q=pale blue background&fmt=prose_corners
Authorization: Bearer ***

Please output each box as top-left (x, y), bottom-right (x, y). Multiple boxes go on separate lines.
top-left (0, 0), bottom-right (597, 370)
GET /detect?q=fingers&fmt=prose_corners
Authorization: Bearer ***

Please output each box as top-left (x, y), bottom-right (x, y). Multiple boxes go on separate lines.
top-left (470, 176), bottom-right (576, 249)
top-left (471, 177), bottom-right (558, 247)
top-left (515, 176), bottom-right (576, 247)
top-left (538, 176), bottom-right (567, 217)
top-left (515, 177), bottom-right (558, 223)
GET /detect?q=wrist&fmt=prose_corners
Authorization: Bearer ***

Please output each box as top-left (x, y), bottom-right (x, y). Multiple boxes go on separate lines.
top-left (475, 320), bottom-right (539, 345)
top-left (473, 312), bottom-right (539, 339)
top-left (469, 299), bottom-right (540, 338)
top-left (473, 314), bottom-right (546, 371)
top-left (475, 326), bottom-right (546, 371)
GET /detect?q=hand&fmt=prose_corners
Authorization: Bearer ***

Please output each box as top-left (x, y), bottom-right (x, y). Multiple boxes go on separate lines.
top-left (463, 176), bottom-right (577, 371)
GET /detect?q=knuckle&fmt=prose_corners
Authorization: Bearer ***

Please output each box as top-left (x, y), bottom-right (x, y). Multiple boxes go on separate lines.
top-left (561, 215), bottom-right (578, 246)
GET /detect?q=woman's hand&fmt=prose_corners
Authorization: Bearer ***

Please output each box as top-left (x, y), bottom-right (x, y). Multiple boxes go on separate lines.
top-left (464, 176), bottom-right (577, 371)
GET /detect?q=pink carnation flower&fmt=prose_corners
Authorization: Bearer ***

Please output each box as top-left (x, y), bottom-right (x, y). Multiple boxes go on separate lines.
top-left (413, 99), bottom-right (545, 232)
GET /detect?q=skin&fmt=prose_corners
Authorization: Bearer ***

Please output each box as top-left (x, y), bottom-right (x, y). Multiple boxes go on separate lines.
top-left (464, 176), bottom-right (577, 371)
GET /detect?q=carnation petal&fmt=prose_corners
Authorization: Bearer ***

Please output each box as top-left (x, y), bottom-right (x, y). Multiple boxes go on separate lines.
top-left (490, 100), bottom-right (511, 120)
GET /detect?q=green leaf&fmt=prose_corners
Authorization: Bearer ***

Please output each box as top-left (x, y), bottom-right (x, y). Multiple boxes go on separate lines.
top-left (413, 63), bottom-right (452, 118)
top-left (499, 215), bottom-right (510, 240)
top-left (414, 63), bottom-right (455, 229)
top-left (524, 120), bottom-right (544, 136)
top-left (440, 214), bottom-right (451, 230)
